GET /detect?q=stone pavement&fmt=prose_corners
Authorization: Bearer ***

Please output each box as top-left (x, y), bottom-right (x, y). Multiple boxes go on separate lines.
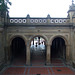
top-left (0, 58), bottom-right (75, 75)
top-left (0, 46), bottom-right (75, 75)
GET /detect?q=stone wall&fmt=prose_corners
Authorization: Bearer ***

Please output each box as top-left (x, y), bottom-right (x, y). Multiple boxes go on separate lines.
top-left (0, 30), bottom-right (5, 70)
top-left (5, 26), bottom-right (72, 65)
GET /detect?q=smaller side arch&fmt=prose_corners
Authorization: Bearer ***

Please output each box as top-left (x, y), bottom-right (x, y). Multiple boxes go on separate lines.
top-left (49, 35), bottom-right (71, 63)
top-left (6, 34), bottom-right (27, 64)
top-left (50, 35), bottom-right (69, 46)
top-left (8, 34), bottom-right (27, 46)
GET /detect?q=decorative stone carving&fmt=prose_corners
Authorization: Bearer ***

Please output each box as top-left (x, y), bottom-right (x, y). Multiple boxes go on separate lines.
top-left (25, 35), bottom-right (33, 39)
top-left (8, 34), bottom-right (12, 39)
top-left (45, 35), bottom-right (52, 40)
top-left (10, 18), bottom-right (68, 24)
top-left (65, 35), bottom-right (68, 38)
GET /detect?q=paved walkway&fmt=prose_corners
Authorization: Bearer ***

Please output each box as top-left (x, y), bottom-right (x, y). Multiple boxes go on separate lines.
top-left (0, 46), bottom-right (75, 75)
top-left (0, 58), bottom-right (75, 75)
top-left (1, 66), bottom-right (75, 75)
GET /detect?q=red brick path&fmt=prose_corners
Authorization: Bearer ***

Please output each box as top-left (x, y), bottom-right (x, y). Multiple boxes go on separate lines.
top-left (1, 67), bottom-right (75, 75)
top-left (0, 58), bottom-right (75, 75)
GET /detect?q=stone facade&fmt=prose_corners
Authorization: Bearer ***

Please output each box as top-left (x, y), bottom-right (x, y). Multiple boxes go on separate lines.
top-left (0, 3), bottom-right (75, 69)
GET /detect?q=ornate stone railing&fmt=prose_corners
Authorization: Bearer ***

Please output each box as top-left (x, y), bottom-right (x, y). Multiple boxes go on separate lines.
top-left (9, 17), bottom-right (70, 25)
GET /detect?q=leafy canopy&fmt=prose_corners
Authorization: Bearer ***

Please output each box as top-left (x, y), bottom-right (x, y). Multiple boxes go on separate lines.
top-left (0, 0), bottom-right (11, 12)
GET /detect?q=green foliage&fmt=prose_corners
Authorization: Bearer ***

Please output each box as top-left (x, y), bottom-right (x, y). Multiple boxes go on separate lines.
top-left (0, 0), bottom-right (11, 13)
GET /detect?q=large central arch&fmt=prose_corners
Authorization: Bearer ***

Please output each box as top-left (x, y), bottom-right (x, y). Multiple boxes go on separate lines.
top-left (30, 35), bottom-right (47, 65)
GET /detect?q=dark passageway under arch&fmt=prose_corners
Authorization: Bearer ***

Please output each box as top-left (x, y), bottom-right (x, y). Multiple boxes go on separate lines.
top-left (51, 37), bottom-right (66, 60)
top-left (11, 37), bottom-right (26, 64)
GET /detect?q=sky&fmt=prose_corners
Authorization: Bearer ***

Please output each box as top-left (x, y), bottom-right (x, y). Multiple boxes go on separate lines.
top-left (9, 0), bottom-right (73, 18)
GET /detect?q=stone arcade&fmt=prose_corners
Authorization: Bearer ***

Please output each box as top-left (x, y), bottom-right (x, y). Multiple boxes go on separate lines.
top-left (0, 2), bottom-right (75, 69)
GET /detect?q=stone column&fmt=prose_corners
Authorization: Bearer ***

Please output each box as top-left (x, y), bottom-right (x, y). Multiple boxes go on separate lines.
top-left (5, 45), bottom-right (11, 64)
top-left (26, 42), bottom-right (30, 65)
top-left (0, 13), bottom-right (1, 22)
top-left (8, 46), bottom-right (11, 61)
top-left (63, 45), bottom-right (66, 59)
top-left (73, 31), bottom-right (75, 68)
top-left (66, 45), bottom-right (70, 62)
top-left (46, 44), bottom-right (51, 65)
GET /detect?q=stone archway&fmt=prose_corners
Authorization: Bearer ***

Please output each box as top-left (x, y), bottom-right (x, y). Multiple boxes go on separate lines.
top-left (8, 36), bottom-right (26, 65)
top-left (50, 35), bottom-right (68, 46)
top-left (50, 35), bottom-right (70, 63)
top-left (51, 37), bottom-right (66, 61)
top-left (30, 35), bottom-right (47, 66)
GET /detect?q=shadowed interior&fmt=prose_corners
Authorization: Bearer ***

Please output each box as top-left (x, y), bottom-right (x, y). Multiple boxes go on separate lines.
top-left (11, 37), bottom-right (26, 63)
top-left (51, 37), bottom-right (66, 60)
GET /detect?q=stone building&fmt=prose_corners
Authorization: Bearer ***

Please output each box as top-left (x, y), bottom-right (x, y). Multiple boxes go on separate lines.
top-left (0, 2), bottom-right (75, 69)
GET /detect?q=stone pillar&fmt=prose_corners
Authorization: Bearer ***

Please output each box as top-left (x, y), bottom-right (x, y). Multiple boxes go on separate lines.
top-left (5, 45), bottom-right (11, 64)
top-left (63, 45), bottom-right (66, 59)
top-left (46, 44), bottom-right (51, 65)
top-left (66, 45), bottom-right (70, 62)
top-left (26, 42), bottom-right (30, 65)
top-left (72, 32), bottom-right (75, 68)
top-left (8, 45), bottom-right (12, 61)
top-left (0, 14), bottom-right (1, 22)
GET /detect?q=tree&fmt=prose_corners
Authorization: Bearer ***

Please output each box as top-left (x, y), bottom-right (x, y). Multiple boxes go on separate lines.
top-left (0, 0), bottom-right (11, 17)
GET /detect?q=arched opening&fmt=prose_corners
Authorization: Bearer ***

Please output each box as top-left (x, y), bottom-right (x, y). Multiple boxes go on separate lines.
top-left (51, 37), bottom-right (66, 63)
top-left (11, 37), bottom-right (26, 65)
top-left (30, 36), bottom-right (46, 66)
